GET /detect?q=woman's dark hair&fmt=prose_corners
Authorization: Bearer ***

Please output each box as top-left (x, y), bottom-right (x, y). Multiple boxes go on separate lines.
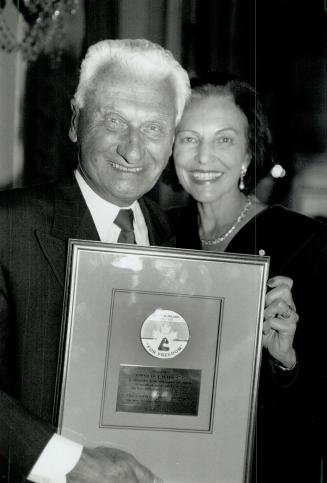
top-left (190, 80), bottom-right (274, 194)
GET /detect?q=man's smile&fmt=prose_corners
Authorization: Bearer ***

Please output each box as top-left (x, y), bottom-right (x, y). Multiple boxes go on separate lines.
top-left (109, 161), bottom-right (143, 173)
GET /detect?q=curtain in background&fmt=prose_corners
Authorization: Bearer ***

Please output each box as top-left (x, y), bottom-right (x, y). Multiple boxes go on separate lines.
top-left (21, 0), bottom-right (120, 186)
top-left (23, 54), bottom-right (79, 186)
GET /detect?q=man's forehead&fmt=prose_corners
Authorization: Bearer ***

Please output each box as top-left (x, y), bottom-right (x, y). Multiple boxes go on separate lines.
top-left (95, 61), bottom-right (166, 83)
top-left (94, 64), bottom-right (173, 93)
top-left (85, 66), bottom-right (176, 113)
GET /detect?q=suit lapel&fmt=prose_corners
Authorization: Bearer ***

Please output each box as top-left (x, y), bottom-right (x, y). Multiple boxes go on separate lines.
top-left (36, 181), bottom-right (174, 288)
top-left (139, 197), bottom-right (175, 247)
top-left (36, 175), bottom-right (99, 288)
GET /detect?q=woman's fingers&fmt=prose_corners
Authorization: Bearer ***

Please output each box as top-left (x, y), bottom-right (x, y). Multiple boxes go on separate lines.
top-left (264, 297), bottom-right (297, 320)
top-left (263, 312), bottom-right (298, 336)
top-left (267, 275), bottom-right (293, 290)
top-left (265, 281), bottom-right (296, 311)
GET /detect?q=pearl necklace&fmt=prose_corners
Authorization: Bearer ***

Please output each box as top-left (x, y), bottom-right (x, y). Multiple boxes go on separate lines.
top-left (201, 196), bottom-right (252, 245)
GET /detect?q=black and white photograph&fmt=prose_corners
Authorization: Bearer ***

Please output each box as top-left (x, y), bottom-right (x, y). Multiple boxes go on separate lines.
top-left (0, 1), bottom-right (326, 482)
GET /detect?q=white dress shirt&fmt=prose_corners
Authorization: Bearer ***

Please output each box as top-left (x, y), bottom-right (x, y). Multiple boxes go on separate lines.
top-left (75, 169), bottom-right (150, 245)
top-left (28, 170), bottom-right (150, 482)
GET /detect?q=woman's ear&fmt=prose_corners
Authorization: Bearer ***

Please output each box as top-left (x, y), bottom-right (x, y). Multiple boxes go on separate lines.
top-left (69, 99), bottom-right (79, 143)
top-left (243, 152), bottom-right (251, 170)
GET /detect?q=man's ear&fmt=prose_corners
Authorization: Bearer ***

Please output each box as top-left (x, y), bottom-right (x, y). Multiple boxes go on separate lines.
top-left (69, 99), bottom-right (79, 143)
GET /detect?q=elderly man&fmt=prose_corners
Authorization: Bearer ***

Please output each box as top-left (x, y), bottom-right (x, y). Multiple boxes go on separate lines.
top-left (0, 39), bottom-right (190, 483)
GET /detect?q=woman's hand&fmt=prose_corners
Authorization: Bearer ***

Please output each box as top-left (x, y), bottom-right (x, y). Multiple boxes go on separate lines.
top-left (263, 275), bottom-right (299, 368)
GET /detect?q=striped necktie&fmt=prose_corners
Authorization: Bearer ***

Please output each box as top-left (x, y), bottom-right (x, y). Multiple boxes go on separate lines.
top-left (114, 209), bottom-right (136, 244)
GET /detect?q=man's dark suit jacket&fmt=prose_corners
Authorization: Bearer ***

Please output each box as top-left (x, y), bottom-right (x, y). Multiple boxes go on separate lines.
top-left (0, 174), bottom-right (175, 481)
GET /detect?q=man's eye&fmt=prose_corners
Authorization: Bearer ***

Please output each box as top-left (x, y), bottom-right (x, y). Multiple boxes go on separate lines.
top-left (149, 124), bottom-right (161, 131)
top-left (142, 124), bottom-right (163, 137)
top-left (105, 116), bottom-right (127, 130)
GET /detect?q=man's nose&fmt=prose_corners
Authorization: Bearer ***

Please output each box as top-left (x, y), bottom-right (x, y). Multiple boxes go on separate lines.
top-left (117, 129), bottom-right (144, 164)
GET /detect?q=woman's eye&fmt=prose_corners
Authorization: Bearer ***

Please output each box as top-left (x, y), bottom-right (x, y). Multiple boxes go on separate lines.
top-left (179, 135), bottom-right (198, 144)
top-left (217, 136), bottom-right (232, 144)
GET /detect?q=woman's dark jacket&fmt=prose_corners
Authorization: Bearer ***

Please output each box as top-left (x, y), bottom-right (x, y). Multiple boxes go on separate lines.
top-left (170, 202), bottom-right (327, 483)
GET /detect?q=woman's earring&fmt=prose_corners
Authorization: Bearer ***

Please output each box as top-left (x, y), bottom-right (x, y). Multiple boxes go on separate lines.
top-left (239, 167), bottom-right (247, 191)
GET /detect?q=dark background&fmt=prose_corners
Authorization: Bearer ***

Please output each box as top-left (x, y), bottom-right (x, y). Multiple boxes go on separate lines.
top-left (18, 0), bottom-right (327, 209)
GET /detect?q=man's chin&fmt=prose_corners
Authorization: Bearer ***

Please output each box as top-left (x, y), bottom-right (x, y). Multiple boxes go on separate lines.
top-left (106, 189), bottom-right (148, 206)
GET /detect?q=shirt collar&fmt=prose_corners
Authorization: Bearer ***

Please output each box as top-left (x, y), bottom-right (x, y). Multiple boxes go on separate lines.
top-left (74, 169), bottom-right (148, 244)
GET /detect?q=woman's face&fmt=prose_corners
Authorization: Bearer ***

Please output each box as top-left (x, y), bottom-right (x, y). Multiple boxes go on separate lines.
top-left (173, 94), bottom-right (250, 204)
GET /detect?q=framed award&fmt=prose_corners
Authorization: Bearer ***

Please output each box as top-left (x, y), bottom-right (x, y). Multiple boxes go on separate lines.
top-left (57, 240), bottom-right (269, 483)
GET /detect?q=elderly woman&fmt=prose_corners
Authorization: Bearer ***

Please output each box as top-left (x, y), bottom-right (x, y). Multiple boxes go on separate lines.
top-left (171, 80), bottom-right (327, 483)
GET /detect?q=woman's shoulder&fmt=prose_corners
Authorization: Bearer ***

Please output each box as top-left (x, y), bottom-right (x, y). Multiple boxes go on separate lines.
top-left (251, 204), bottom-right (327, 265)
top-left (257, 204), bottom-right (327, 237)
top-left (228, 203), bottom-right (327, 262)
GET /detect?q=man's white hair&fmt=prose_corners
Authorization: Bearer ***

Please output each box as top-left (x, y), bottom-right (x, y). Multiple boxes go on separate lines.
top-left (73, 38), bottom-right (190, 124)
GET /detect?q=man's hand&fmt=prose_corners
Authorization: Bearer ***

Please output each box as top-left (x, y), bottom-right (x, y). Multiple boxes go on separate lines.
top-left (67, 446), bottom-right (162, 483)
top-left (263, 275), bottom-right (299, 368)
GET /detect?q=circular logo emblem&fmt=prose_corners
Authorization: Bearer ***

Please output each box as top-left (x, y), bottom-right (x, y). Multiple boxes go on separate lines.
top-left (141, 308), bottom-right (189, 359)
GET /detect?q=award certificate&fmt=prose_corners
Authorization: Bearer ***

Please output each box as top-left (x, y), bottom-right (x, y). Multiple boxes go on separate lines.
top-left (57, 241), bottom-right (269, 483)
